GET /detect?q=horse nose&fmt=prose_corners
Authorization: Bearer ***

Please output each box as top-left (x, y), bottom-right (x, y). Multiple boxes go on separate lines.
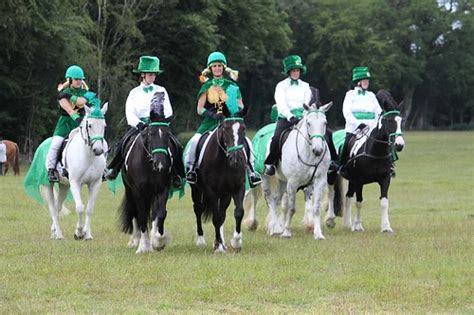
top-left (312, 147), bottom-right (323, 156)
top-left (395, 136), bottom-right (405, 152)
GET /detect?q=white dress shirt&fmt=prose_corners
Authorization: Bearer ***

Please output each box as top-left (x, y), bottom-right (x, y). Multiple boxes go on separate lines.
top-left (342, 87), bottom-right (382, 133)
top-left (0, 143), bottom-right (6, 163)
top-left (274, 78), bottom-right (312, 121)
top-left (125, 83), bottom-right (173, 127)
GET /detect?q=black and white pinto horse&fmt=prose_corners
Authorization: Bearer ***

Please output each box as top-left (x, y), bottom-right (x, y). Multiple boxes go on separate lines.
top-left (326, 89), bottom-right (405, 233)
top-left (191, 116), bottom-right (247, 252)
top-left (119, 92), bottom-right (176, 253)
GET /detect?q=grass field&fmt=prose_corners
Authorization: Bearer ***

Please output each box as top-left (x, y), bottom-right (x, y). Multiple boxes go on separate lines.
top-left (1, 131), bottom-right (473, 313)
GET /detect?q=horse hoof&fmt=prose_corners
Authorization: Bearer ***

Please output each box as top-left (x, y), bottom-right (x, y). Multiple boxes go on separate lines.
top-left (196, 236), bottom-right (206, 247)
top-left (74, 234), bottom-right (84, 240)
top-left (230, 235), bottom-right (242, 252)
top-left (127, 239), bottom-right (139, 248)
top-left (382, 228), bottom-right (394, 233)
top-left (313, 234), bottom-right (326, 240)
top-left (214, 243), bottom-right (226, 253)
top-left (326, 218), bottom-right (336, 229)
top-left (304, 224), bottom-right (314, 234)
top-left (281, 230), bottom-right (292, 238)
top-left (245, 220), bottom-right (258, 231)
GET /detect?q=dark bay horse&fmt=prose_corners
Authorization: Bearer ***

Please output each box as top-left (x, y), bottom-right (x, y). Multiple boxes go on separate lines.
top-left (191, 116), bottom-right (247, 252)
top-left (326, 89), bottom-right (405, 232)
top-left (119, 92), bottom-right (179, 253)
top-left (4, 140), bottom-right (20, 175)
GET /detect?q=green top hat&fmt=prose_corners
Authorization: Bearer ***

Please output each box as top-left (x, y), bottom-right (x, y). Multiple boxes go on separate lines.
top-left (207, 52), bottom-right (227, 67)
top-left (282, 55), bottom-right (307, 74)
top-left (352, 66), bottom-right (371, 82)
top-left (133, 56), bottom-right (163, 74)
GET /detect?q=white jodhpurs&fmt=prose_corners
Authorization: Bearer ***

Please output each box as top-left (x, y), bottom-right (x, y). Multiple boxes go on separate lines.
top-left (185, 133), bottom-right (202, 171)
top-left (46, 136), bottom-right (64, 169)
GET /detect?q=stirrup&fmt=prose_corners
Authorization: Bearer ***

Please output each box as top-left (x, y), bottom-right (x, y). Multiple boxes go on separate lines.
top-left (104, 168), bottom-right (118, 181)
top-left (47, 168), bottom-right (59, 182)
top-left (264, 165), bottom-right (275, 176)
top-left (186, 170), bottom-right (197, 184)
top-left (249, 172), bottom-right (262, 188)
top-left (173, 176), bottom-right (183, 189)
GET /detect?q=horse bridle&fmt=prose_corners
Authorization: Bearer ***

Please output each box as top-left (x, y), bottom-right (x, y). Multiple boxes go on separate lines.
top-left (80, 116), bottom-right (105, 148)
top-left (143, 122), bottom-right (170, 159)
top-left (216, 117), bottom-right (245, 157)
top-left (295, 109), bottom-right (327, 167)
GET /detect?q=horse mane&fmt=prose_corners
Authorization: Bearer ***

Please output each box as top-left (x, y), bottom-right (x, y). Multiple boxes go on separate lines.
top-left (376, 89), bottom-right (398, 111)
top-left (150, 91), bottom-right (165, 120)
top-left (309, 86), bottom-right (322, 107)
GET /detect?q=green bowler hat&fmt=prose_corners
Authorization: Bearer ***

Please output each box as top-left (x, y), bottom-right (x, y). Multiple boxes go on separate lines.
top-left (133, 56), bottom-right (163, 74)
top-left (352, 66), bottom-right (371, 82)
top-left (282, 55), bottom-right (307, 74)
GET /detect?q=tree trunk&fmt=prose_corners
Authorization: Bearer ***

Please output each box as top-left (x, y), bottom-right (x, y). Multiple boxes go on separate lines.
top-left (402, 85), bottom-right (415, 130)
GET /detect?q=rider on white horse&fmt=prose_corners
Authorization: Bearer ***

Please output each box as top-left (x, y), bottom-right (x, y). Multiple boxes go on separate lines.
top-left (105, 55), bottom-right (184, 188)
top-left (185, 51), bottom-right (262, 187)
top-left (46, 65), bottom-right (99, 182)
top-left (338, 66), bottom-right (382, 177)
top-left (264, 55), bottom-right (313, 176)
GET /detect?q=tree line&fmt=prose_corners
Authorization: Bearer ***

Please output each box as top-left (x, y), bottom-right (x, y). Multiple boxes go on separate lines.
top-left (1, 0), bottom-right (472, 157)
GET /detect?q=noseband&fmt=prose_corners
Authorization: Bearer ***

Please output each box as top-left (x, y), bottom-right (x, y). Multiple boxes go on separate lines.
top-left (80, 116), bottom-right (105, 148)
top-left (217, 117), bottom-right (245, 157)
top-left (145, 122), bottom-right (170, 158)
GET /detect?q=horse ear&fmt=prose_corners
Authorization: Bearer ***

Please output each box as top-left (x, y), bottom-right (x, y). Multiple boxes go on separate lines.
top-left (303, 103), bottom-right (310, 111)
top-left (101, 102), bottom-right (108, 115)
top-left (398, 100), bottom-right (405, 112)
top-left (319, 101), bottom-right (333, 113)
top-left (85, 105), bottom-right (92, 115)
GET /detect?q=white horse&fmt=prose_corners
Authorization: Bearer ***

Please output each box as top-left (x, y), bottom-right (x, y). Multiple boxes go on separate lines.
top-left (244, 101), bottom-right (333, 240)
top-left (43, 104), bottom-right (108, 240)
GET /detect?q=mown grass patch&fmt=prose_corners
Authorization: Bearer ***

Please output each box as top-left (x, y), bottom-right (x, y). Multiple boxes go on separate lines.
top-left (0, 131), bottom-right (473, 313)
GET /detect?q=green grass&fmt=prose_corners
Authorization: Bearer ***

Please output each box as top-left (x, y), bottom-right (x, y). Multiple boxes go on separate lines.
top-left (1, 131), bottom-right (473, 313)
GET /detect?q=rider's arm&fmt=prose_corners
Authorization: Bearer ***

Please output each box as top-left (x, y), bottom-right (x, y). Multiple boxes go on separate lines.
top-left (342, 90), bottom-right (358, 129)
top-left (274, 81), bottom-right (292, 121)
top-left (125, 89), bottom-right (141, 128)
top-left (197, 93), bottom-right (207, 115)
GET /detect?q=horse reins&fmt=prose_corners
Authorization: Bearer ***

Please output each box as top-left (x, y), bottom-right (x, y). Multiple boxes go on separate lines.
top-left (347, 110), bottom-right (403, 163)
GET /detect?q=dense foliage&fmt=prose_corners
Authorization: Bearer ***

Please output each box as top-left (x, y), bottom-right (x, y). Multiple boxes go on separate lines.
top-left (1, 0), bottom-right (472, 155)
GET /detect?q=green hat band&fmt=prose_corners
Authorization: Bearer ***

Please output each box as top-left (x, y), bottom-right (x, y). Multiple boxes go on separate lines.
top-left (133, 56), bottom-right (163, 74)
top-left (282, 55), bottom-right (307, 74)
top-left (352, 66), bottom-right (371, 82)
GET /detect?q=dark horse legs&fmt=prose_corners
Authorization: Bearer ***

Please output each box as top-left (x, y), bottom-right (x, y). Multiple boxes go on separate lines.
top-left (192, 186), bottom-right (206, 246)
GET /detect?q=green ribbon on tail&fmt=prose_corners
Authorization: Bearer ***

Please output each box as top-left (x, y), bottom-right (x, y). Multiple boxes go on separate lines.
top-left (23, 137), bottom-right (73, 204)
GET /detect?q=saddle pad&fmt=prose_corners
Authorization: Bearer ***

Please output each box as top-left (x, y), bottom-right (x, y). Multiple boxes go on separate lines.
top-left (251, 123), bottom-right (276, 173)
top-left (332, 130), bottom-right (346, 154)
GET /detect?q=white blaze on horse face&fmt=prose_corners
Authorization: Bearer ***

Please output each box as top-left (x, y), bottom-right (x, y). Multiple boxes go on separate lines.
top-left (394, 116), bottom-right (405, 147)
top-left (307, 112), bottom-right (326, 156)
top-left (232, 122), bottom-right (240, 147)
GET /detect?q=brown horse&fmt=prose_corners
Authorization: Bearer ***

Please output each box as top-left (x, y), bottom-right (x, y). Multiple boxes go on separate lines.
top-left (4, 140), bottom-right (20, 175)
